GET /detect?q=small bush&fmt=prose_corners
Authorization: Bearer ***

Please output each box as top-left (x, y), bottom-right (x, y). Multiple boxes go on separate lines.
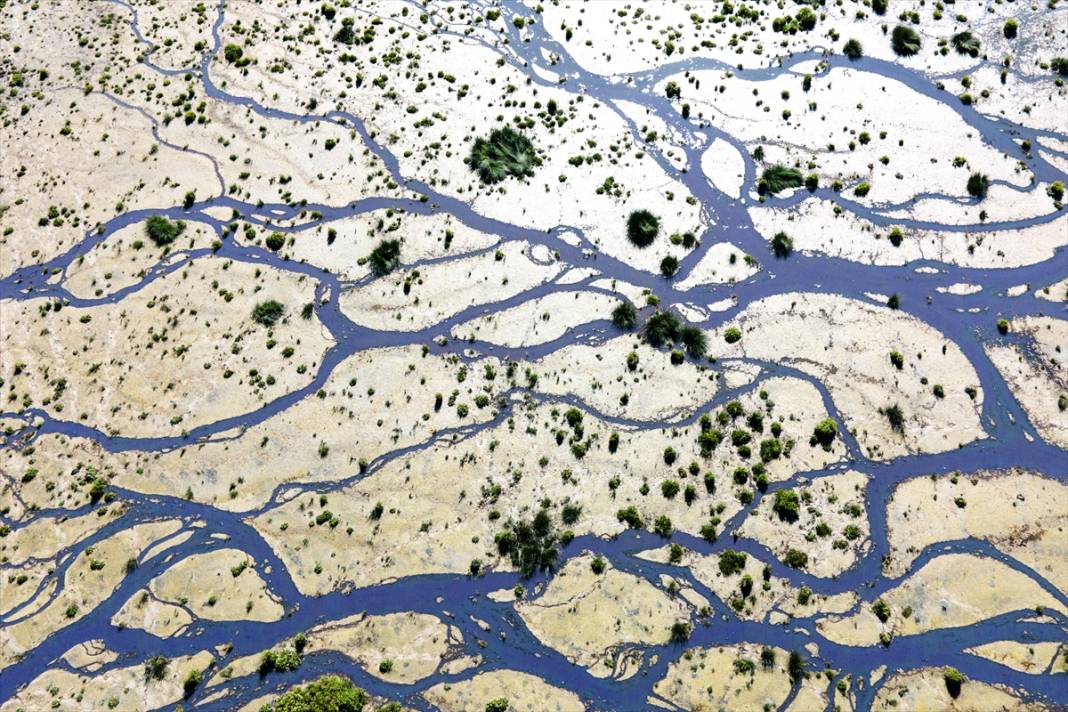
top-left (843, 38), bottom-right (863, 60)
top-left (265, 232), bottom-right (286, 251)
top-left (680, 326), bottom-right (707, 359)
top-left (783, 548), bottom-right (808, 569)
top-left (944, 667), bottom-right (965, 698)
top-left (265, 675), bottom-right (367, 712)
top-left (723, 326), bottom-right (742, 344)
top-left (951, 31), bottom-right (980, 57)
top-left (1003, 18), bottom-right (1018, 39)
top-left (660, 255), bottom-right (679, 277)
top-left (812, 418), bottom-right (837, 450)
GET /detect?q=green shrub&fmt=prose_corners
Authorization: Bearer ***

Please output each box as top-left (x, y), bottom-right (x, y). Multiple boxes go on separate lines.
top-left (723, 326), bottom-right (742, 344)
top-left (718, 549), bottom-right (747, 576)
top-left (966, 172), bottom-right (989, 199)
top-left (590, 555), bottom-right (606, 574)
top-left (223, 44), bottom-right (243, 63)
top-left (252, 300), bottom-right (285, 326)
top-left (770, 231), bottom-right (793, 258)
top-left (670, 621), bottom-right (691, 643)
top-left (944, 667), bottom-right (964, 698)
top-left (144, 656), bottom-right (169, 682)
top-left (783, 548), bottom-right (808, 569)
top-left (265, 675), bottom-right (368, 712)
top-left (1003, 18), bottom-right (1018, 38)
top-left (367, 239), bottom-right (401, 276)
top-left (872, 0), bottom-right (888, 14)
top-left (891, 25), bottom-right (921, 56)
top-left (644, 310), bottom-right (681, 346)
top-left (812, 418), bottom-right (838, 450)
top-left (485, 699), bottom-right (509, 712)
top-left (680, 326), bottom-right (707, 358)
top-left (843, 38), bottom-right (863, 60)
top-left (183, 669), bottom-right (202, 697)
top-left (616, 506), bottom-right (643, 528)
top-left (773, 489), bottom-right (800, 522)
top-left (611, 300), bottom-right (637, 330)
top-left (626, 209), bottom-right (661, 247)
top-left (468, 127), bottom-right (540, 184)
top-left (1051, 57), bottom-right (1068, 77)
top-left (1047, 181), bottom-right (1064, 202)
top-left (884, 403), bottom-right (906, 432)
top-left (265, 232), bottom-right (286, 251)
top-left (145, 216), bottom-right (185, 246)
top-left (872, 598), bottom-right (891, 622)
top-left (759, 165), bottom-right (804, 194)
top-left (951, 31), bottom-right (980, 57)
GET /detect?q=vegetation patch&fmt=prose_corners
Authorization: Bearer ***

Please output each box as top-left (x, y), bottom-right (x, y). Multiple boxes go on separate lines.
top-left (468, 127), bottom-right (540, 184)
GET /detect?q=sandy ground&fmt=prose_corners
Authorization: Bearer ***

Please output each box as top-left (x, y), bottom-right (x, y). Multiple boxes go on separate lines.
top-left (517, 553), bottom-right (690, 673)
top-left (710, 292), bottom-right (986, 460)
top-left (885, 470), bottom-right (1067, 594)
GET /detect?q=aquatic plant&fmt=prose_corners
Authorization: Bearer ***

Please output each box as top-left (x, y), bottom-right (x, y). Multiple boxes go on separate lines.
top-left (467, 127), bottom-right (540, 184)
top-left (626, 209), bottom-right (661, 247)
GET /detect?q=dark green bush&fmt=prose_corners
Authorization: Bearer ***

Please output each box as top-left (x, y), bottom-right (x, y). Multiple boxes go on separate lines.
top-left (644, 310), bottom-right (681, 346)
top-left (626, 209), bottom-right (661, 247)
top-left (843, 38), bottom-right (863, 60)
top-left (952, 31), bottom-right (980, 57)
top-left (611, 300), bottom-right (637, 330)
top-left (145, 216), bottom-right (185, 246)
top-left (773, 489), bottom-right (800, 522)
top-left (367, 239), bottom-right (401, 276)
top-left (759, 165), bottom-right (804, 194)
top-left (468, 127), bottom-right (540, 184)
top-left (265, 675), bottom-right (368, 712)
top-left (660, 255), bottom-right (679, 278)
top-left (771, 231), bottom-right (793, 257)
top-left (718, 549), bottom-right (747, 576)
top-left (252, 300), bottom-right (285, 326)
top-left (891, 25), bottom-right (922, 56)
top-left (680, 326), bottom-right (707, 358)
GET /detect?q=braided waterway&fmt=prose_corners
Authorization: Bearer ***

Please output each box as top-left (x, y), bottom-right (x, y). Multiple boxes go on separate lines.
top-left (1, 1), bottom-right (1065, 709)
